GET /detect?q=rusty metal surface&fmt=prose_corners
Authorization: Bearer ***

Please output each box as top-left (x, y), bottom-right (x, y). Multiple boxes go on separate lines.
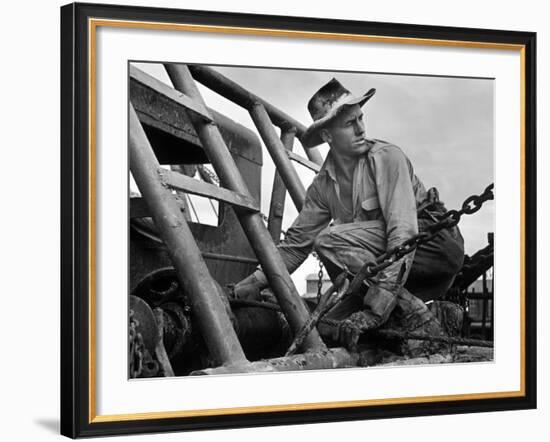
top-left (188, 64), bottom-right (324, 166)
top-left (158, 168), bottom-right (260, 213)
top-left (165, 63), bottom-right (326, 353)
top-left (191, 348), bottom-right (355, 375)
top-left (453, 243), bottom-right (494, 291)
top-left (287, 150), bottom-right (322, 173)
top-left (131, 267), bottom-right (290, 370)
top-left (130, 104), bottom-right (248, 366)
top-left (130, 65), bottom-right (213, 123)
top-left (129, 129), bottom-right (262, 290)
top-left (130, 67), bottom-right (262, 166)
top-left (286, 276), bottom-right (349, 356)
top-left (130, 63), bottom-right (264, 289)
top-left (152, 308), bottom-right (176, 377)
top-left (129, 295), bottom-right (159, 354)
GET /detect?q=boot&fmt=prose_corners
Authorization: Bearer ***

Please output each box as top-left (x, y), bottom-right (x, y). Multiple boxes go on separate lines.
top-left (386, 288), bottom-right (450, 357)
top-left (429, 300), bottom-right (464, 337)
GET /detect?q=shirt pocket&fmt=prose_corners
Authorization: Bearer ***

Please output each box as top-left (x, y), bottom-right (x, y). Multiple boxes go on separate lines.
top-left (361, 196), bottom-right (382, 220)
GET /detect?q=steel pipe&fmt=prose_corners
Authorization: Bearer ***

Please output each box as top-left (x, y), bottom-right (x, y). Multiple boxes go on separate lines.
top-left (250, 104), bottom-right (306, 211)
top-left (188, 64), bottom-right (324, 166)
top-left (191, 348), bottom-right (356, 375)
top-left (165, 64), bottom-right (326, 352)
top-left (268, 126), bottom-right (296, 243)
top-left (129, 104), bottom-right (247, 367)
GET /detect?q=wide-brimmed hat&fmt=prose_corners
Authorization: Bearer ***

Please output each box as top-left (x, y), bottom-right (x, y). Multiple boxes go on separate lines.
top-left (301, 78), bottom-right (375, 148)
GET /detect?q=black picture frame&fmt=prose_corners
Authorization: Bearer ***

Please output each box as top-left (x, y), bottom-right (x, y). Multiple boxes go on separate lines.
top-left (60, 2), bottom-right (537, 438)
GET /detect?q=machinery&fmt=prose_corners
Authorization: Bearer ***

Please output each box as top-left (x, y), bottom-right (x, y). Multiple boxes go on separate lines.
top-left (128, 63), bottom-right (494, 378)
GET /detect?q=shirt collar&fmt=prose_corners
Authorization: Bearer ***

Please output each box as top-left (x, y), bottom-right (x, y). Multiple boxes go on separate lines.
top-left (319, 152), bottom-right (338, 182)
top-left (318, 138), bottom-right (377, 182)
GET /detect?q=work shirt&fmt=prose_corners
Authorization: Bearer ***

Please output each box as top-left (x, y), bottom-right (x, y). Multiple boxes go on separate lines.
top-left (278, 138), bottom-right (429, 290)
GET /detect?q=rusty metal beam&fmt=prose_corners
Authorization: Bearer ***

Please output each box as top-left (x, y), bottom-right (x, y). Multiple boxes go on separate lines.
top-left (130, 197), bottom-right (193, 221)
top-left (158, 168), bottom-right (260, 213)
top-left (130, 65), bottom-right (213, 124)
top-left (129, 104), bottom-right (248, 367)
top-left (287, 151), bottom-right (322, 173)
top-left (250, 103), bottom-right (306, 211)
top-left (165, 64), bottom-right (326, 352)
top-left (187, 64), bottom-right (324, 166)
top-left (191, 348), bottom-right (355, 375)
top-left (268, 127), bottom-right (295, 243)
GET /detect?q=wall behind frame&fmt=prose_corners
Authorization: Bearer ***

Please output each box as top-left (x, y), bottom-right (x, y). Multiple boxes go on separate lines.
top-left (0, 0), bottom-right (545, 441)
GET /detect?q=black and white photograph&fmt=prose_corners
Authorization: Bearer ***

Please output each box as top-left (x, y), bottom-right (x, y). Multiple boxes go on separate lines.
top-left (128, 62), bottom-right (495, 378)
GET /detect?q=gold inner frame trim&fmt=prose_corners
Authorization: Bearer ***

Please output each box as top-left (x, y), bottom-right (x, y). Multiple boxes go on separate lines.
top-left (87, 17), bottom-right (527, 423)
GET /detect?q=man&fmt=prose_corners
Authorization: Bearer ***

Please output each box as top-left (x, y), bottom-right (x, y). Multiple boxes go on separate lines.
top-left (233, 78), bottom-right (464, 351)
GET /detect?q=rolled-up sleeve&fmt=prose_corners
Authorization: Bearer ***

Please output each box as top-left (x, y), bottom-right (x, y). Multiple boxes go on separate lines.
top-left (277, 180), bottom-right (332, 274)
top-left (369, 145), bottom-right (418, 291)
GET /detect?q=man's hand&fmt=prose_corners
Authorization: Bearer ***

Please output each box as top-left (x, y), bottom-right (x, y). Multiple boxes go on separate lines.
top-left (230, 270), bottom-right (268, 301)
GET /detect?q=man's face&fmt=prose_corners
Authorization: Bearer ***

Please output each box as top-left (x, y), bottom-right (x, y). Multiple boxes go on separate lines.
top-left (322, 104), bottom-right (368, 158)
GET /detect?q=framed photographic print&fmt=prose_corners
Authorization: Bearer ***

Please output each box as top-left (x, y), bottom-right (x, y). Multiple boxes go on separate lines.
top-left (60, 2), bottom-right (536, 438)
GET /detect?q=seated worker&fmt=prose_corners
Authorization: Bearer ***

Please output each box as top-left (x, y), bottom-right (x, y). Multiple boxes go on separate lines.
top-left (233, 78), bottom-right (465, 351)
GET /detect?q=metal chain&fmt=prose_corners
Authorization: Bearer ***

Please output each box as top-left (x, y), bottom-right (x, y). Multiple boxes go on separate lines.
top-left (227, 299), bottom-right (493, 348)
top-left (350, 184), bottom-right (494, 290)
top-left (129, 309), bottom-right (145, 378)
top-left (316, 257), bottom-right (324, 302)
top-left (196, 173), bottom-right (497, 284)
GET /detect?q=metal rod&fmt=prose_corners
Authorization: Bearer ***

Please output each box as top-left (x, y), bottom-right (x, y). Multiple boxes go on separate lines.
top-left (129, 104), bottom-right (247, 367)
top-left (482, 271), bottom-right (488, 340)
top-left (169, 165), bottom-right (193, 222)
top-left (268, 126), bottom-right (295, 243)
top-left (191, 348), bottom-right (355, 375)
top-left (201, 252), bottom-right (258, 265)
top-left (250, 103), bottom-right (306, 211)
top-left (187, 195), bottom-right (200, 223)
top-left (152, 308), bottom-right (175, 377)
top-left (130, 65), bottom-right (214, 124)
top-left (374, 329), bottom-right (494, 348)
top-left (188, 64), bottom-right (324, 166)
top-left (490, 270), bottom-right (494, 339)
top-left (159, 168), bottom-right (259, 213)
top-left (286, 276), bottom-right (349, 356)
top-left (287, 151), bottom-right (322, 173)
top-left (165, 64), bottom-right (326, 352)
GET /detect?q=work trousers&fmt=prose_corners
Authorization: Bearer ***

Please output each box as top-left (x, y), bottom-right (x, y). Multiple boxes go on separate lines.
top-left (314, 218), bottom-right (464, 344)
top-left (313, 217), bottom-right (464, 323)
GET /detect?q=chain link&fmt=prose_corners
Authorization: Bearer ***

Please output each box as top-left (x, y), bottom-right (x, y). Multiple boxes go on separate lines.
top-left (316, 258), bottom-right (324, 302)
top-left (358, 184), bottom-right (494, 280)
top-left (129, 309), bottom-right (145, 378)
top-left (196, 170), bottom-right (497, 289)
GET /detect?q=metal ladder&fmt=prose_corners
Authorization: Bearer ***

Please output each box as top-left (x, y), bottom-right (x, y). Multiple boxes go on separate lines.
top-left (129, 64), bottom-right (327, 371)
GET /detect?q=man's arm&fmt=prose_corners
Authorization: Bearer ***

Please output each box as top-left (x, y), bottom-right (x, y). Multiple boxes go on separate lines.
top-left (277, 183), bottom-right (332, 274)
top-left (369, 144), bottom-right (418, 293)
top-left (232, 180), bottom-right (331, 298)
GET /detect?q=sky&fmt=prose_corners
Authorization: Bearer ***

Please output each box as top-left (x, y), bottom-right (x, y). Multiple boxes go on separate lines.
top-left (132, 62), bottom-right (494, 294)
